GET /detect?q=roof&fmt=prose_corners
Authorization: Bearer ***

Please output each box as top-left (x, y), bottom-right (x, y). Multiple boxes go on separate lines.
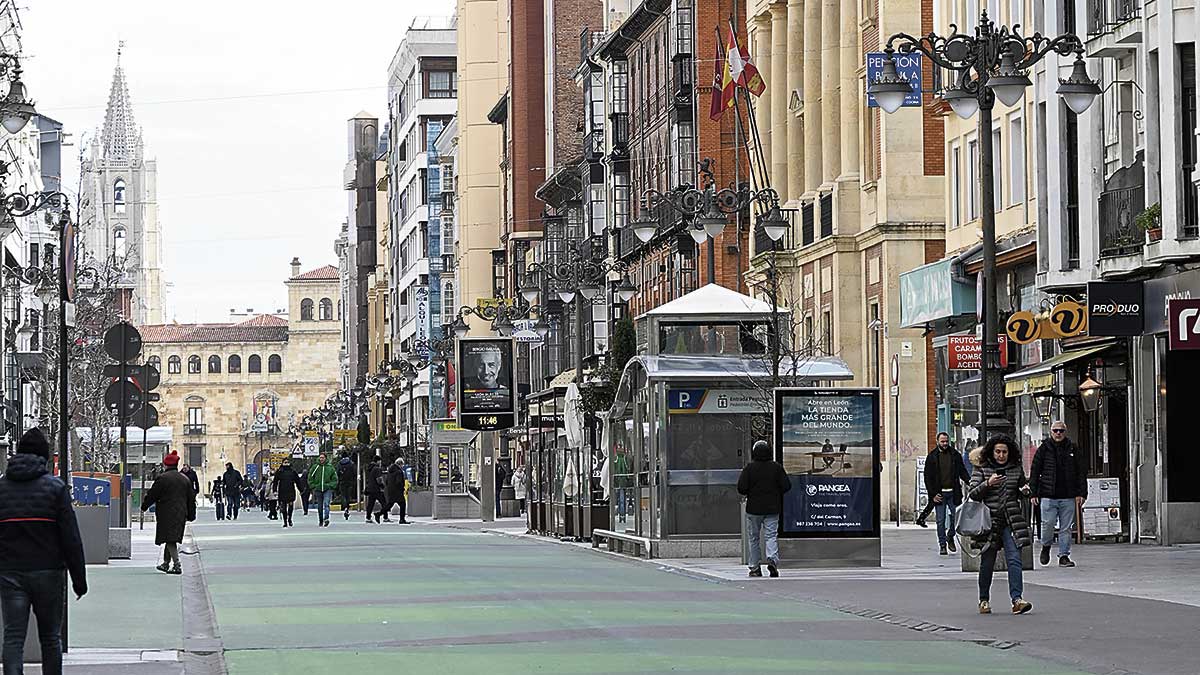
top-left (639, 284), bottom-right (786, 319)
top-left (75, 426), bottom-right (173, 446)
top-left (291, 265), bottom-right (339, 281)
top-left (626, 354), bottom-right (854, 383)
top-left (141, 315), bottom-right (289, 344)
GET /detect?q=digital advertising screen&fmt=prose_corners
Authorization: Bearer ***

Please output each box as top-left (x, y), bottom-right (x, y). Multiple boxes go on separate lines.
top-left (457, 337), bottom-right (515, 431)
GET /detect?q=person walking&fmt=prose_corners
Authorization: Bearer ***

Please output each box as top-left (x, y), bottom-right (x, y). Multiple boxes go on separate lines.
top-left (512, 464), bottom-right (528, 516)
top-left (736, 440), bottom-right (791, 578)
top-left (180, 463), bottom-right (200, 499)
top-left (364, 457), bottom-right (385, 523)
top-left (336, 452), bottom-right (357, 521)
top-left (383, 458), bottom-right (408, 524)
top-left (140, 451), bottom-right (196, 575)
top-left (0, 428), bottom-right (87, 675)
top-left (1030, 420), bottom-right (1088, 568)
top-left (212, 477), bottom-right (225, 521)
top-left (222, 463), bottom-right (244, 520)
top-left (494, 462), bottom-right (508, 517)
top-left (271, 459), bottom-right (300, 528)
top-left (308, 452), bottom-right (339, 527)
top-left (967, 435), bottom-right (1033, 615)
top-left (917, 432), bottom-right (971, 555)
top-left (296, 468), bottom-right (311, 516)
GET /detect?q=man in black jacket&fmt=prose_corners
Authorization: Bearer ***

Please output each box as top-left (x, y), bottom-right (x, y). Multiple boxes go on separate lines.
top-left (271, 459), bottom-right (300, 528)
top-left (222, 463), bottom-right (244, 520)
top-left (180, 463), bottom-right (200, 497)
top-left (736, 440), bottom-right (791, 578)
top-left (918, 432), bottom-right (971, 555)
top-left (1030, 421), bottom-right (1089, 567)
top-left (0, 428), bottom-right (87, 673)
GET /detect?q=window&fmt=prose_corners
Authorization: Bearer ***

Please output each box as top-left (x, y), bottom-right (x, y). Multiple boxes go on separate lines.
top-left (207, 355), bottom-right (221, 374)
top-left (114, 226), bottom-right (126, 258)
top-left (967, 138), bottom-right (979, 220)
top-left (950, 144), bottom-right (962, 228)
top-left (822, 309), bottom-right (833, 355)
top-left (1009, 116), bottom-right (1026, 205)
top-left (185, 444), bottom-right (204, 467)
top-left (319, 298), bottom-right (333, 320)
top-left (268, 354), bottom-right (282, 373)
top-left (300, 298), bottom-right (314, 321)
top-left (187, 407), bottom-right (203, 426)
top-left (228, 354), bottom-right (242, 373)
top-left (248, 354), bottom-right (262, 373)
top-left (114, 179), bottom-right (126, 214)
top-left (28, 243), bottom-right (39, 267)
top-left (168, 355), bottom-right (181, 374)
top-left (428, 70), bottom-right (457, 98)
top-left (25, 309), bottom-right (40, 352)
top-left (148, 355), bottom-right (161, 371)
top-left (1064, 104), bottom-right (1080, 268)
top-left (442, 281), bottom-right (455, 326)
top-left (187, 355), bottom-right (201, 374)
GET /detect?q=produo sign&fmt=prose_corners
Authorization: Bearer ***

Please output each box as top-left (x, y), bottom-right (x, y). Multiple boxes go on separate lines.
top-left (1087, 281), bottom-right (1144, 336)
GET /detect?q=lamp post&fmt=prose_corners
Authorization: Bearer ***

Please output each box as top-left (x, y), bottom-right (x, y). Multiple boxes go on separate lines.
top-left (870, 10), bottom-right (1100, 441)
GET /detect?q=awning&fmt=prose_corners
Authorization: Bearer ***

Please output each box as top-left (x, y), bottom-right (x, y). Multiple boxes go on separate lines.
top-left (1003, 344), bottom-right (1113, 397)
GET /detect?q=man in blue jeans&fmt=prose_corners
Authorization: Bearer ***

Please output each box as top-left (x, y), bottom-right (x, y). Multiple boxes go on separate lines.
top-left (919, 432), bottom-right (971, 555)
top-left (0, 428), bottom-right (88, 674)
top-left (1030, 421), bottom-right (1088, 567)
top-left (308, 452), bottom-right (339, 527)
top-left (736, 440), bottom-right (791, 578)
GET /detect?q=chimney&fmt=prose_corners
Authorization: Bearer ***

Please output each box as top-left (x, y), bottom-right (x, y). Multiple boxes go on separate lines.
top-left (290, 257), bottom-right (301, 278)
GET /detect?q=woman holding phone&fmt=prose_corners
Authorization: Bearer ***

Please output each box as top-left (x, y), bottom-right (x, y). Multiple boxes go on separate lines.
top-left (967, 435), bottom-right (1033, 615)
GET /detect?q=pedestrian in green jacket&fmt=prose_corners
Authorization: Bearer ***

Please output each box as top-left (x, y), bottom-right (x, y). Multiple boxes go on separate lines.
top-left (308, 453), bottom-right (339, 526)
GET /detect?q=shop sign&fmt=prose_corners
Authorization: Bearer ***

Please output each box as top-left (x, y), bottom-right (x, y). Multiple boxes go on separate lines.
top-left (774, 388), bottom-right (881, 538)
top-left (667, 388), bottom-right (770, 414)
top-left (433, 420), bottom-right (463, 433)
top-left (898, 258), bottom-right (975, 328)
top-left (947, 334), bottom-right (1009, 370)
top-left (1146, 268), bottom-right (1200, 334)
top-left (1004, 373), bottom-right (1054, 398)
top-left (333, 429), bottom-right (357, 446)
top-left (1005, 301), bottom-right (1088, 343)
top-left (1168, 298), bottom-right (1200, 350)
top-left (414, 286), bottom-right (430, 356)
top-left (1087, 281), bottom-right (1144, 336)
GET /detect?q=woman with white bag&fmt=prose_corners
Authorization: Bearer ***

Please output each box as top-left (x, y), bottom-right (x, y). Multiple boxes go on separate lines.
top-left (965, 435), bottom-right (1033, 616)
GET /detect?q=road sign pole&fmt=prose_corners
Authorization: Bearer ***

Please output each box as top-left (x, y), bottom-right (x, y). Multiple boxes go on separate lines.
top-left (119, 347), bottom-right (128, 529)
top-left (139, 400), bottom-right (147, 530)
top-left (891, 355), bottom-right (901, 528)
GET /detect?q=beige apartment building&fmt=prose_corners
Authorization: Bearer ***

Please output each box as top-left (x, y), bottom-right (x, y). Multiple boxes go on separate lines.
top-left (745, 0), bottom-right (945, 519)
top-left (140, 261), bottom-right (342, 490)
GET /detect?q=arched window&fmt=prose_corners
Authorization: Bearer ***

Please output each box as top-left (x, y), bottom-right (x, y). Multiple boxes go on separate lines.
top-left (228, 354), bottom-right (242, 373)
top-left (268, 354), bottom-right (282, 373)
top-left (300, 298), bottom-right (314, 321)
top-left (319, 298), bottom-right (333, 321)
top-left (187, 355), bottom-right (201, 374)
top-left (114, 226), bottom-right (126, 258)
top-left (248, 355), bottom-right (262, 373)
top-left (147, 355), bottom-right (161, 371)
top-left (168, 355), bottom-right (181, 374)
top-left (207, 355), bottom-right (221, 373)
top-left (114, 179), bottom-right (126, 214)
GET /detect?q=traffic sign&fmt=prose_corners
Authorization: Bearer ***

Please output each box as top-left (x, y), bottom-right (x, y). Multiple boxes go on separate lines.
top-left (103, 322), bottom-right (142, 364)
top-left (135, 404), bottom-right (159, 430)
top-left (104, 381), bottom-right (143, 417)
top-left (890, 354), bottom-right (899, 387)
top-left (103, 364), bottom-right (161, 391)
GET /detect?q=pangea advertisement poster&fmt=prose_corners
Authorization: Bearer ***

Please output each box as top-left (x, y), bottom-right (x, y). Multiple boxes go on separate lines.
top-left (775, 388), bottom-right (881, 538)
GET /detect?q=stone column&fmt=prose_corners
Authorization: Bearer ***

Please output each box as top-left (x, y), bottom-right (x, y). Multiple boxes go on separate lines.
top-left (786, 0), bottom-right (804, 200)
top-left (838, 0), bottom-right (859, 180)
top-left (820, 0), bottom-right (840, 186)
top-left (753, 14), bottom-right (773, 174)
top-left (770, 3), bottom-right (789, 200)
top-left (803, 0), bottom-right (822, 194)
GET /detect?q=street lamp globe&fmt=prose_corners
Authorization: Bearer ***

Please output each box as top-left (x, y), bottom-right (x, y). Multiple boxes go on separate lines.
top-left (451, 315), bottom-right (469, 339)
top-left (867, 56), bottom-right (912, 114)
top-left (616, 277), bottom-right (638, 303)
top-left (1, 75), bottom-right (35, 135)
top-left (1078, 375), bottom-right (1102, 413)
top-left (556, 289), bottom-right (576, 304)
top-left (698, 206), bottom-right (727, 239)
top-left (940, 85), bottom-right (980, 119)
top-left (987, 52), bottom-right (1032, 107)
top-left (578, 281), bottom-right (601, 301)
top-left (632, 215), bottom-right (658, 243)
top-left (688, 224), bottom-right (708, 244)
top-left (519, 282), bottom-right (540, 305)
top-left (759, 206), bottom-right (789, 242)
top-left (533, 317), bottom-right (551, 338)
top-left (1057, 56), bottom-right (1102, 114)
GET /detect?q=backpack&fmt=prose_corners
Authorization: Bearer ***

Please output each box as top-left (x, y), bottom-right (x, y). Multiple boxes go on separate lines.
top-left (337, 461), bottom-right (353, 481)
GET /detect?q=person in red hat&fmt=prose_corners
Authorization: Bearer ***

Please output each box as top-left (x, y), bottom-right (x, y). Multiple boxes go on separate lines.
top-left (140, 451), bottom-right (196, 574)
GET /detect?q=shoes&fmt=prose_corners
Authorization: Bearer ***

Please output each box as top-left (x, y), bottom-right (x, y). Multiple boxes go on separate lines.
top-left (947, 537), bottom-right (957, 553)
top-left (939, 544), bottom-right (948, 556)
top-left (1041, 546), bottom-right (1051, 566)
top-left (766, 560), bottom-right (779, 578)
top-left (915, 517), bottom-right (927, 528)
top-left (397, 520), bottom-right (410, 524)
top-left (155, 562), bottom-right (170, 573)
top-left (167, 565), bottom-right (182, 575)
top-left (344, 512), bottom-right (350, 520)
top-left (978, 600), bottom-right (991, 614)
top-left (381, 517), bottom-right (391, 522)
top-left (748, 567), bottom-right (763, 577)
top-left (1059, 555), bottom-right (1075, 567)
top-left (366, 518), bottom-right (374, 524)
top-left (1012, 598), bottom-right (1033, 614)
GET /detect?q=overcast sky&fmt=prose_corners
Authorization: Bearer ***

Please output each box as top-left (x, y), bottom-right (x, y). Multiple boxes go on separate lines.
top-left (19, 0), bottom-right (454, 323)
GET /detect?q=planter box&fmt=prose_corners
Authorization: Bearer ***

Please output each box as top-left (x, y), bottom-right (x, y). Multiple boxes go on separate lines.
top-left (407, 490), bottom-right (432, 517)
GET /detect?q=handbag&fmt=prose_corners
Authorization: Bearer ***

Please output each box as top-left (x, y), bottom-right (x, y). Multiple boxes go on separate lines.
top-left (955, 499), bottom-right (992, 538)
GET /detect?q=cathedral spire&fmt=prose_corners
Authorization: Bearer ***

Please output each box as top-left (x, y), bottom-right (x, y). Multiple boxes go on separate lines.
top-left (101, 43), bottom-right (140, 162)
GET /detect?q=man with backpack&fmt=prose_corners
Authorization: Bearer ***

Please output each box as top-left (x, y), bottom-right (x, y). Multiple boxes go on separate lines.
top-left (336, 451), bottom-right (357, 521)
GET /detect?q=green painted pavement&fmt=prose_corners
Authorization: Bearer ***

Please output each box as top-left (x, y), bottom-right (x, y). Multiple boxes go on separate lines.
top-left (68, 564), bottom-right (183, 650)
top-left (189, 518), bottom-right (1091, 674)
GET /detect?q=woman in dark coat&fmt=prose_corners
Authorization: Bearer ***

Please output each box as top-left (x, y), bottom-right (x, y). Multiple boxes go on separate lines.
top-left (140, 452), bottom-right (196, 574)
top-left (384, 459), bottom-right (408, 524)
top-left (967, 435), bottom-right (1032, 615)
top-left (364, 457), bottom-right (385, 523)
top-left (271, 459), bottom-right (300, 528)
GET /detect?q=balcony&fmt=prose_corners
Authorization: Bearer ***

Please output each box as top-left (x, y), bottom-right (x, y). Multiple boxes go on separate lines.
top-left (584, 127), bottom-right (604, 162)
top-left (671, 57), bottom-right (694, 120)
top-left (1098, 185), bottom-right (1144, 260)
top-left (184, 424), bottom-right (207, 436)
top-left (1086, 0), bottom-right (1141, 58)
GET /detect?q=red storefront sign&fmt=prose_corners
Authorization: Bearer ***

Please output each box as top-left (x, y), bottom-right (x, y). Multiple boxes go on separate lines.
top-left (947, 335), bottom-right (1009, 370)
top-left (1169, 298), bottom-right (1200, 350)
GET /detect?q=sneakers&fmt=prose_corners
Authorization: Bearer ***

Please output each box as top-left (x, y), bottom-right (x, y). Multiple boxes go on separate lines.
top-left (748, 567), bottom-right (763, 577)
top-left (1012, 598), bottom-right (1033, 614)
top-left (915, 517), bottom-right (928, 528)
top-left (1040, 545), bottom-right (1051, 566)
top-left (1059, 555), bottom-right (1076, 567)
top-left (167, 565), bottom-right (182, 575)
top-left (766, 560), bottom-right (779, 578)
top-left (939, 544), bottom-right (948, 556)
top-left (343, 511), bottom-right (350, 520)
top-left (978, 600), bottom-right (991, 614)
top-left (155, 562), bottom-right (171, 573)
top-left (946, 537), bottom-right (957, 553)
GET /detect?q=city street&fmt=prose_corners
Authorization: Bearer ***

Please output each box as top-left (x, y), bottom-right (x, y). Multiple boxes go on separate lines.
top-left (57, 511), bottom-right (1199, 674)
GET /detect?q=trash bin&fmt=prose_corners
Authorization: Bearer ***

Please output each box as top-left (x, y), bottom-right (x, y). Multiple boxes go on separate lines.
top-left (76, 505), bottom-right (110, 564)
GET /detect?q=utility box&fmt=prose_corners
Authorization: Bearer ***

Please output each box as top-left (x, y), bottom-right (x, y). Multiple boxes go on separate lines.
top-left (75, 505), bottom-right (110, 565)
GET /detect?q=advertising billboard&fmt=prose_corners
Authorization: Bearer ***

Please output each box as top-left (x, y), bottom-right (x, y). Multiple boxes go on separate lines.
top-left (774, 388), bottom-right (881, 538)
top-left (457, 337), bottom-right (516, 431)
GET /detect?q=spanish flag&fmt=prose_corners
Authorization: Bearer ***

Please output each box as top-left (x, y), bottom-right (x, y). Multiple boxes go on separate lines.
top-left (710, 39), bottom-right (734, 120)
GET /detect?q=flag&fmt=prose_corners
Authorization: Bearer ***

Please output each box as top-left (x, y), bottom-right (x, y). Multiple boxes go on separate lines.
top-left (710, 38), bottom-right (731, 120)
top-left (726, 22), bottom-right (765, 97)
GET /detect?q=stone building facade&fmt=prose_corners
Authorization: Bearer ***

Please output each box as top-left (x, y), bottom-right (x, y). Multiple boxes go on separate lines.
top-left (140, 261), bottom-right (341, 489)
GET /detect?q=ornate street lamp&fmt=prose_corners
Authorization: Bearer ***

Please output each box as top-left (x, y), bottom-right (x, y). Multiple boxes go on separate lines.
top-left (869, 10), bottom-right (1099, 440)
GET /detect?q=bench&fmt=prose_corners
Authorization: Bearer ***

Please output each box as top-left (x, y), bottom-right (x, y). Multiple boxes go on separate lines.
top-left (592, 528), bottom-right (652, 559)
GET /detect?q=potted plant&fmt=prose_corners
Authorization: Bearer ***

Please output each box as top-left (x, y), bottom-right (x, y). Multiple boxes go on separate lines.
top-left (1137, 203), bottom-right (1162, 243)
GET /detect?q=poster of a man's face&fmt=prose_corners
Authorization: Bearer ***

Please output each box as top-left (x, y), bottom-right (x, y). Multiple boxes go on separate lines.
top-left (458, 339), bottom-right (514, 414)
